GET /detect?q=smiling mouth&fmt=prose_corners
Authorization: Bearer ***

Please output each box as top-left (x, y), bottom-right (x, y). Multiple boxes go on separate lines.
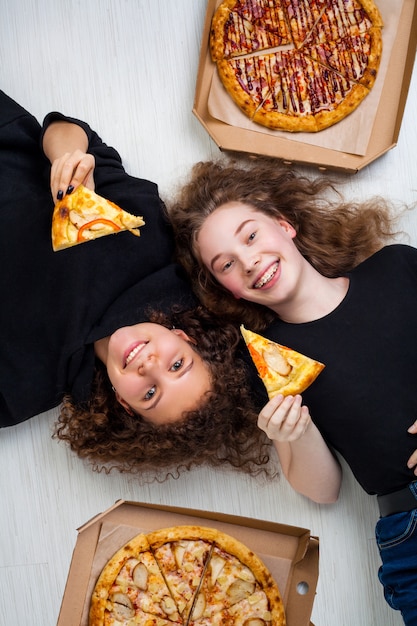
top-left (253, 261), bottom-right (279, 289)
top-left (124, 342), bottom-right (147, 367)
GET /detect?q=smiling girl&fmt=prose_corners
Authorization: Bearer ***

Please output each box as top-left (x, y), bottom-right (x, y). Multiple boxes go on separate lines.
top-left (0, 93), bottom-right (271, 479)
top-left (169, 156), bottom-right (417, 624)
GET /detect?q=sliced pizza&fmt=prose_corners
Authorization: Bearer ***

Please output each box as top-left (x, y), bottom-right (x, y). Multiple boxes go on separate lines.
top-left (240, 325), bottom-right (325, 398)
top-left (210, 0), bottom-right (383, 132)
top-left (89, 525), bottom-right (286, 626)
top-left (51, 184), bottom-right (145, 251)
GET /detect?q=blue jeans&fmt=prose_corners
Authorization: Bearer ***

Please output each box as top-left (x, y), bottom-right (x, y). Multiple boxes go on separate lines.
top-left (376, 499), bottom-right (417, 625)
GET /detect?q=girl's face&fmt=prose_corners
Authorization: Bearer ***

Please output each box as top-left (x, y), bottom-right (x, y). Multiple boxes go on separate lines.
top-left (197, 202), bottom-right (302, 309)
top-left (96, 323), bottom-right (211, 425)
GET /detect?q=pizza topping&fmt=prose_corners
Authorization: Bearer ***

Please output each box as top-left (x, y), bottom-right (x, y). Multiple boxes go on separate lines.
top-left (160, 595), bottom-right (180, 617)
top-left (77, 218), bottom-right (121, 242)
top-left (209, 553), bottom-right (226, 585)
top-left (263, 343), bottom-right (292, 376)
top-left (132, 562), bottom-right (149, 589)
top-left (189, 592), bottom-right (206, 620)
top-left (109, 592), bottom-right (134, 620)
top-left (227, 579), bottom-right (257, 604)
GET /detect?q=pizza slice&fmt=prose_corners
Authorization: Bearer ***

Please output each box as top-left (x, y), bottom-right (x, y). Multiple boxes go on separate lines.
top-left (147, 528), bottom-right (213, 619)
top-left (89, 533), bottom-right (182, 625)
top-left (303, 0), bottom-right (382, 44)
top-left (187, 532), bottom-right (284, 626)
top-left (240, 325), bottom-right (325, 398)
top-left (302, 30), bottom-right (382, 89)
top-left (210, 0), bottom-right (292, 62)
top-left (51, 184), bottom-right (145, 251)
top-left (189, 589), bottom-right (274, 626)
top-left (281, 0), bottom-right (328, 48)
top-left (216, 54), bottom-right (275, 120)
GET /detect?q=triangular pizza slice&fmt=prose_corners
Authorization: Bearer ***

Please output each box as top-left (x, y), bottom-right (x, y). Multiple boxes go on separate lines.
top-left (240, 325), bottom-right (324, 398)
top-left (51, 184), bottom-right (145, 251)
top-left (89, 533), bottom-right (183, 624)
top-left (210, 0), bottom-right (292, 62)
top-left (146, 527), bottom-right (214, 620)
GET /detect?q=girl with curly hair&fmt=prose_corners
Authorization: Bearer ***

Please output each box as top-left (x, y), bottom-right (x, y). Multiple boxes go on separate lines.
top-left (169, 156), bottom-right (417, 624)
top-left (0, 92), bottom-right (271, 478)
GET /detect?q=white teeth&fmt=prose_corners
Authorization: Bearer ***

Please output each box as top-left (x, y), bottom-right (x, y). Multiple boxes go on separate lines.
top-left (125, 344), bottom-right (143, 366)
top-left (254, 262), bottom-right (278, 289)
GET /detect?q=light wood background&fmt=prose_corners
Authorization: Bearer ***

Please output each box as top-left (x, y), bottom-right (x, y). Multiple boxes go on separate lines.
top-left (1, 1), bottom-right (416, 625)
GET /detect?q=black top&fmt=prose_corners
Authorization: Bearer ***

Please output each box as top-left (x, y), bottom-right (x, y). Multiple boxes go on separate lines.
top-left (0, 91), bottom-right (195, 426)
top-left (259, 245), bottom-right (417, 496)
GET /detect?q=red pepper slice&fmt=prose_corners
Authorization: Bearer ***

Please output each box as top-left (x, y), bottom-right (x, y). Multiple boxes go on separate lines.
top-left (77, 218), bottom-right (121, 242)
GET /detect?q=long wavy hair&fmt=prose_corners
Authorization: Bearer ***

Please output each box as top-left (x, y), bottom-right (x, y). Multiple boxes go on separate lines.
top-left (54, 306), bottom-right (272, 478)
top-left (169, 156), bottom-right (401, 330)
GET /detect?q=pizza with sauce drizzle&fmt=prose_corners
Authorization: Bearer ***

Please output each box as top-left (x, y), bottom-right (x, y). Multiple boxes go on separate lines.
top-left (210, 0), bottom-right (383, 132)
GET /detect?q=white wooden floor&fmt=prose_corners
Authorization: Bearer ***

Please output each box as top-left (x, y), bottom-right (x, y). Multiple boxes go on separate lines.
top-left (1, 1), bottom-right (416, 625)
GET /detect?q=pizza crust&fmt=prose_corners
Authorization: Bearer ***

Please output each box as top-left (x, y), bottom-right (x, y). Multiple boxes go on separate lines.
top-left (89, 525), bottom-right (286, 626)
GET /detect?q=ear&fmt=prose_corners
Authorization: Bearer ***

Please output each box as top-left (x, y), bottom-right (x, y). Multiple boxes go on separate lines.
top-left (277, 219), bottom-right (297, 239)
top-left (170, 328), bottom-right (197, 344)
top-left (114, 391), bottom-right (134, 416)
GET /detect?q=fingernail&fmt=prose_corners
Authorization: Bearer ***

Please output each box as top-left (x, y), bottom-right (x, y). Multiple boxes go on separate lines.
top-left (57, 190), bottom-right (64, 200)
top-left (66, 185), bottom-right (74, 195)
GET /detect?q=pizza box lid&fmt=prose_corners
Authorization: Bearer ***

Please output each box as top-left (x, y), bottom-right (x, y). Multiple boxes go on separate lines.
top-left (193, 0), bottom-right (417, 173)
top-left (57, 499), bottom-right (319, 626)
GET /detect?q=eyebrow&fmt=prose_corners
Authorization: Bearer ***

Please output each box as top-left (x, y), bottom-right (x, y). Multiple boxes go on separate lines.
top-left (209, 219), bottom-right (255, 270)
top-left (144, 360), bottom-right (194, 411)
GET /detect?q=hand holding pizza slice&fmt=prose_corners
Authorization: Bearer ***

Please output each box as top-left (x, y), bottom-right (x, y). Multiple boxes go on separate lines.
top-left (51, 184), bottom-right (145, 251)
top-left (240, 325), bottom-right (324, 398)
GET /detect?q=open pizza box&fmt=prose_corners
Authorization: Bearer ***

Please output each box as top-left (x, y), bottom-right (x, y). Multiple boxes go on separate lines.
top-left (57, 500), bottom-right (319, 626)
top-left (193, 0), bottom-right (417, 173)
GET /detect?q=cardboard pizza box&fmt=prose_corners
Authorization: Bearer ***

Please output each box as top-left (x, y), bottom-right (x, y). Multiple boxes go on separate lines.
top-left (193, 0), bottom-right (417, 173)
top-left (57, 500), bottom-right (319, 626)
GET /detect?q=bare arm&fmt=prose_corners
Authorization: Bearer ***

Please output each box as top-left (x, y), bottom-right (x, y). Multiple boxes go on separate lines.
top-left (42, 120), bottom-right (95, 201)
top-left (258, 394), bottom-right (342, 504)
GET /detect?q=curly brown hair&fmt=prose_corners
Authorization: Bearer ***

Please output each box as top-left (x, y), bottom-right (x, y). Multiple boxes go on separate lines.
top-left (169, 156), bottom-right (401, 330)
top-left (54, 305), bottom-right (272, 478)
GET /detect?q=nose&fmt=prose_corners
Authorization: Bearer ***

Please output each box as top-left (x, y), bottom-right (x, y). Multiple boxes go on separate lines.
top-left (243, 254), bottom-right (260, 274)
top-left (137, 353), bottom-right (157, 374)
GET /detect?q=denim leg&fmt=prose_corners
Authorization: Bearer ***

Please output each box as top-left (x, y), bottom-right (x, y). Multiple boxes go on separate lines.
top-left (375, 506), bottom-right (417, 626)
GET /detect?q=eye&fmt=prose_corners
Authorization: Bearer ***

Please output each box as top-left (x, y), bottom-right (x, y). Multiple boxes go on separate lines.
top-left (170, 359), bottom-right (184, 372)
top-left (248, 231), bottom-right (256, 242)
top-left (144, 386), bottom-right (156, 400)
top-left (222, 259), bottom-right (234, 272)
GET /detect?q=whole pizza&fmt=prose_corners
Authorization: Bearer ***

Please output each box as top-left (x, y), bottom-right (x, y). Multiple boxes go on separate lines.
top-left (210, 0), bottom-right (383, 132)
top-left (89, 525), bottom-right (286, 625)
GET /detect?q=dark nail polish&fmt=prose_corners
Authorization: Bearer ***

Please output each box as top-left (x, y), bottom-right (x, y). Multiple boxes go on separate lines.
top-left (57, 190), bottom-right (64, 200)
top-left (66, 185), bottom-right (74, 195)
